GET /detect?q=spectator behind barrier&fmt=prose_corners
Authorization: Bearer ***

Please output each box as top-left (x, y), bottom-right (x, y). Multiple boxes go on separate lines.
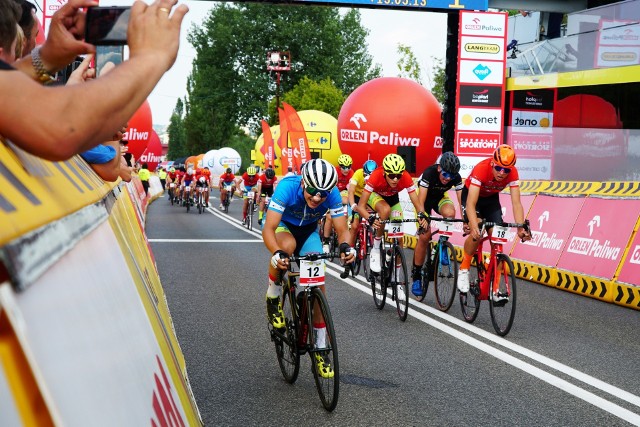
top-left (15, 0), bottom-right (38, 56)
top-left (0, 0), bottom-right (20, 63)
top-left (68, 55), bottom-right (130, 182)
top-left (0, 0), bottom-right (189, 161)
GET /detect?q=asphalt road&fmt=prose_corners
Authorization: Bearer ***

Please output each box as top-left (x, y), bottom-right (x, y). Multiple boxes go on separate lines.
top-left (147, 193), bottom-right (640, 426)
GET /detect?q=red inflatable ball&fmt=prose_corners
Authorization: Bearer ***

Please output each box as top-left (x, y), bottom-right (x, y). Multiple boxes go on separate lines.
top-left (35, 17), bottom-right (45, 46)
top-left (123, 100), bottom-right (153, 161)
top-left (338, 77), bottom-right (442, 176)
top-left (139, 130), bottom-right (163, 172)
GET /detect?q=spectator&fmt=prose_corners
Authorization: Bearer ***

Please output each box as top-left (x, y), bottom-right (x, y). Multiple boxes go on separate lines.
top-left (15, 0), bottom-right (38, 56)
top-left (0, 0), bottom-right (189, 161)
top-left (138, 163), bottom-right (151, 195)
top-left (158, 166), bottom-right (167, 190)
top-left (0, 0), bottom-right (20, 63)
top-left (121, 139), bottom-right (135, 169)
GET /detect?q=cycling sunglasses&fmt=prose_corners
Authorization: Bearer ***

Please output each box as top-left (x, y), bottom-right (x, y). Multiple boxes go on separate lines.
top-left (305, 186), bottom-right (330, 198)
top-left (386, 173), bottom-right (402, 180)
top-left (441, 170), bottom-right (453, 180)
top-left (493, 165), bottom-right (511, 174)
top-left (340, 166), bottom-right (351, 170)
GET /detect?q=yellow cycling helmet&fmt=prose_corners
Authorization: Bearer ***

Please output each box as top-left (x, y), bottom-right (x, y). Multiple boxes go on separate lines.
top-left (247, 166), bottom-right (257, 176)
top-left (337, 154), bottom-right (353, 168)
top-left (382, 153), bottom-right (405, 174)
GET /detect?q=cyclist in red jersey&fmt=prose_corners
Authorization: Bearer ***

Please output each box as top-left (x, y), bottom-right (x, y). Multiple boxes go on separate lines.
top-left (236, 166), bottom-right (260, 224)
top-left (322, 154), bottom-right (353, 248)
top-left (458, 145), bottom-right (531, 294)
top-left (257, 167), bottom-right (278, 226)
top-left (218, 168), bottom-right (236, 209)
top-left (357, 153), bottom-right (429, 273)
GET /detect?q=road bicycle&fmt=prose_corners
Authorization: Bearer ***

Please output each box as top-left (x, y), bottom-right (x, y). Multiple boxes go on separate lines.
top-left (412, 217), bottom-right (465, 311)
top-left (196, 186), bottom-right (206, 214)
top-left (350, 212), bottom-right (374, 278)
top-left (368, 217), bottom-right (410, 322)
top-left (319, 216), bottom-right (339, 262)
top-left (183, 186), bottom-right (191, 213)
top-left (460, 220), bottom-right (530, 336)
top-left (269, 252), bottom-right (339, 411)
top-left (221, 184), bottom-right (233, 213)
top-left (168, 182), bottom-right (176, 205)
top-left (244, 190), bottom-right (256, 230)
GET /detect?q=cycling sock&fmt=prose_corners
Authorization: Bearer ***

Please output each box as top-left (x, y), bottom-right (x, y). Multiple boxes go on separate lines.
top-left (313, 323), bottom-right (327, 348)
top-left (266, 274), bottom-right (279, 298)
top-left (373, 237), bottom-right (382, 249)
top-left (259, 211), bottom-right (263, 220)
top-left (460, 252), bottom-right (472, 270)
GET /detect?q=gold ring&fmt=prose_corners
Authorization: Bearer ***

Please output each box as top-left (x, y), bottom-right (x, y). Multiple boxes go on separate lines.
top-left (159, 7), bottom-right (170, 13)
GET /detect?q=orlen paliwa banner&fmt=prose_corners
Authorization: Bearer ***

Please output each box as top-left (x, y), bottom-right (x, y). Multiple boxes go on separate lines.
top-left (557, 198), bottom-right (640, 279)
top-left (511, 195), bottom-right (586, 266)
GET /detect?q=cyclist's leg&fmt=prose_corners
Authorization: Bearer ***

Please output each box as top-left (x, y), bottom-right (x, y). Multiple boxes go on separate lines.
top-left (242, 191), bottom-right (249, 222)
top-left (266, 224), bottom-right (296, 329)
top-left (322, 212), bottom-right (332, 243)
top-left (412, 230), bottom-right (430, 296)
top-left (298, 230), bottom-right (336, 377)
top-left (369, 194), bottom-right (390, 273)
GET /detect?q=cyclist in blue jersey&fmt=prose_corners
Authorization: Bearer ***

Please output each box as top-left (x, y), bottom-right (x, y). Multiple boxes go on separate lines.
top-left (262, 159), bottom-right (355, 378)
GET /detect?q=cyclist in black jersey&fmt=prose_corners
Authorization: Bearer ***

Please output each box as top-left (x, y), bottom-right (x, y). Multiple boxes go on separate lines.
top-left (411, 152), bottom-right (464, 298)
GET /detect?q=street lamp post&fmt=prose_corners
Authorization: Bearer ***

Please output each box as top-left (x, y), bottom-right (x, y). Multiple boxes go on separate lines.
top-left (266, 50), bottom-right (291, 110)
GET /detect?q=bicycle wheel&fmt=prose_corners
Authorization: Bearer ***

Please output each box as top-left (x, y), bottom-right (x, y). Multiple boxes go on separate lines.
top-left (392, 246), bottom-right (409, 321)
top-left (247, 202), bottom-right (253, 230)
top-left (489, 254), bottom-right (517, 336)
top-left (370, 248), bottom-right (386, 309)
top-left (460, 256), bottom-right (481, 323)
top-left (198, 196), bottom-right (203, 214)
top-left (186, 195), bottom-right (190, 212)
top-left (309, 288), bottom-right (339, 412)
top-left (434, 241), bottom-right (458, 312)
top-left (274, 285), bottom-right (300, 383)
top-left (352, 234), bottom-right (362, 276)
top-left (414, 254), bottom-right (430, 303)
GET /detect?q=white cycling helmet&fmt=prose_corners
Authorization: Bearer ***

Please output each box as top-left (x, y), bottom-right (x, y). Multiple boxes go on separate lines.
top-left (301, 159), bottom-right (338, 191)
top-left (198, 176), bottom-right (206, 183)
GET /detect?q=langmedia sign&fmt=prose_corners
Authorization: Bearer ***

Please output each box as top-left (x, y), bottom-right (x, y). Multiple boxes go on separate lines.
top-left (455, 11), bottom-right (507, 175)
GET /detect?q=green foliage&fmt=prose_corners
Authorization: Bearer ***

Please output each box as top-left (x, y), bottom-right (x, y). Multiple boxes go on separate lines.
top-left (184, 3), bottom-right (380, 147)
top-left (268, 76), bottom-right (346, 122)
top-left (396, 44), bottom-right (422, 85)
top-left (167, 98), bottom-right (187, 160)
top-left (428, 57), bottom-right (446, 105)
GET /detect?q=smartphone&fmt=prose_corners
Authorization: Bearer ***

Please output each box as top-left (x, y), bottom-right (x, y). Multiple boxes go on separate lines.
top-left (84, 6), bottom-right (131, 46)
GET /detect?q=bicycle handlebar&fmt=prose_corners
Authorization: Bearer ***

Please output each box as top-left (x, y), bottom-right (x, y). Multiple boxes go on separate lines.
top-left (288, 253), bottom-right (334, 263)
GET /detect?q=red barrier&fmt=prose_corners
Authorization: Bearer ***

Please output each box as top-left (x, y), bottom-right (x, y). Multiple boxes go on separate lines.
top-left (557, 198), bottom-right (640, 280)
top-left (498, 193), bottom-right (536, 254)
top-left (511, 195), bottom-right (586, 266)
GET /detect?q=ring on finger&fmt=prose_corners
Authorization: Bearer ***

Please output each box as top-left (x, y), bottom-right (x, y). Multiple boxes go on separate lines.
top-left (159, 7), bottom-right (170, 13)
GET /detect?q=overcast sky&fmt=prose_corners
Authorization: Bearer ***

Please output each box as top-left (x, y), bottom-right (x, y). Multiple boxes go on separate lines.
top-left (93, 1), bottom-right (449, 125)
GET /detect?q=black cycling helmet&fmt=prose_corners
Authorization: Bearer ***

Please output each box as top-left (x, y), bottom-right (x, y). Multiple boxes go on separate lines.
top-left (439, 151), bottom-right (460, 174)
top-left (226, 167), bottom-right (232, 174)
top-left (265, 168), bottom-right (276, 179)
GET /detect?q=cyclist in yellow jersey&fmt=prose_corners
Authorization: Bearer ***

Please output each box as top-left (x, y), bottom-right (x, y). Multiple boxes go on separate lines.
top-left (347, 159), bottom-right (377, 247)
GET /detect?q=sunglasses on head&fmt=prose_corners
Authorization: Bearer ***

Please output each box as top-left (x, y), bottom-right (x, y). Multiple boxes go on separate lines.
top-left (386, 173), bottom-right (402, 180)
top-left (305, 186), bottom-right (330, 198)
top-left (493, 165), bottom-right (511, 174)
top-left (441, 170), bottom-right (453, 180)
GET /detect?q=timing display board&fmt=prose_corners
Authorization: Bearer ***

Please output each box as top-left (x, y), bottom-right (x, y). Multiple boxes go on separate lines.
top-left (287, 0), bottom-right (487, 12)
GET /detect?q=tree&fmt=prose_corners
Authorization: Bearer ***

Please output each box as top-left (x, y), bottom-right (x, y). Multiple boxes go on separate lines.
top-left (185, 3), bottom-right (380, 146)
top-left (428, 57), bottom-right (446, 105)
top-left (396, 43), bottom-right (422, 85)
top-left (167, 98), bottom-right (187, 159)
top-left (268, 76), bottom-right (346, 122)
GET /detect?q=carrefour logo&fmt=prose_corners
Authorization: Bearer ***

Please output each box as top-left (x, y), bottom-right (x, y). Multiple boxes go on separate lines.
top-left (473, 64), bottom-right (491, 80)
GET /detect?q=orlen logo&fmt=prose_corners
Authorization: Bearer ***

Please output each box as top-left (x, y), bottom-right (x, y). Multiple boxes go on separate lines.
top-left (566, 215), bottom-right (621, 260)
top-left (465, 17), bottom-right (481, 31)
top-left (630, 245), bottom-right (640, 265)
top-left (465, 43), bottom-right (500, 54)
top-left (123, 127), bottom-right (149, 142)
